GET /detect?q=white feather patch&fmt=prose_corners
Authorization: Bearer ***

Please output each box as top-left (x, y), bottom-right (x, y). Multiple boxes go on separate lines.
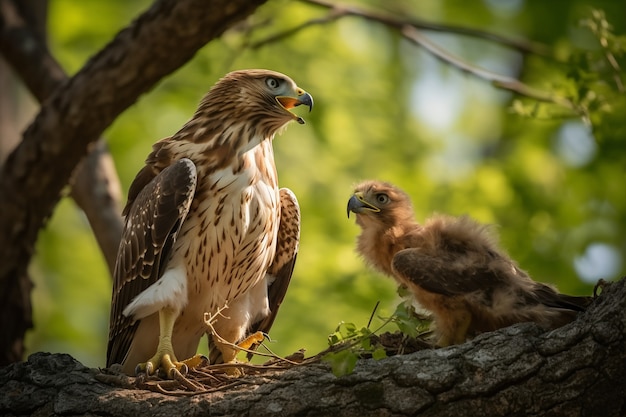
top-left (122, 265), bottom-right (188, 320)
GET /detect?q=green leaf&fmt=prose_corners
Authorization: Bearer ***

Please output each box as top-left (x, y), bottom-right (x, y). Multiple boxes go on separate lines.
top-left (340, 321), bottom-right (358, 337)
top-left (390, 300), bottom-right (431, 338)
top-left (327, 332), bottom-right (341, 346)
top-left (323, 350), bottom-right (359, 377)
top-left (372, 347), bottom-right (387, 361)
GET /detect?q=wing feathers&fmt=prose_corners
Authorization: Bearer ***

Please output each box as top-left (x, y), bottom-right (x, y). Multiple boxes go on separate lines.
top-left (246, 188), bottom-right (300, 358)
top-left (107, 158), bottom-right (197, 367)
top-left (392, 215), bottom-right (510, 296)
top-left (261, 188), bottom-right (300, 331)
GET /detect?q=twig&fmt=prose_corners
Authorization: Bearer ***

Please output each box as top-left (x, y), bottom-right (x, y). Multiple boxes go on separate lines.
top-left (367, 301), bottom-right (380, 329)
top-left (247, 7), bottom-right (348, 49)
top-left (203, 310), bottom-right (306, 365)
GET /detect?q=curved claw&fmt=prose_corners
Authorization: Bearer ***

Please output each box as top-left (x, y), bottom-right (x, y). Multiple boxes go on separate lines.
top-left (135, 352), bottom-right (207, 379)
top-left (197, 355), bottom-right (209, 367)
top-left (135, 361), bottom-right (154, 376)
top-left (179, 362), bottom-right (189, 376)
top-left (163, 364), bottom-right (186, 380)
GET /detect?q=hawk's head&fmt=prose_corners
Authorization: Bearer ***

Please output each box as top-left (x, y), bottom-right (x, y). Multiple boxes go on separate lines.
top-left (197, 69), bottom-right (313, 140)
top-left (347, 180), bottom-right (415, 229)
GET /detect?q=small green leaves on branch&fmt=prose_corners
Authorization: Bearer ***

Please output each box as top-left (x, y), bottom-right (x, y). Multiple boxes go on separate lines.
top-left (322, 298), bottom-right (432, 377)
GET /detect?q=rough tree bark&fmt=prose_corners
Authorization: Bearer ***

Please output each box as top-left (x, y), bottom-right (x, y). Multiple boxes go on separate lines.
top-left (1, 278), bottom-right (624, 417)
top-left (0, 0), bottom-right (267, 366)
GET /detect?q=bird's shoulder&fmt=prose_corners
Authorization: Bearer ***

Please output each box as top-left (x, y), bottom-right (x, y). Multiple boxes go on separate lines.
top-left (123, 138), bottom-right (178, 216)
top-left (419, 213), bottom-right (502, 257)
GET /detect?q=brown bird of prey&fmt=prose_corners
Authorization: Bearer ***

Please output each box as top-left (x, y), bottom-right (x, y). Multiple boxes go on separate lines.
top-left (347, 180), bottom-right (591, 346)
top-left (106, 69), bottom-right (312, 377)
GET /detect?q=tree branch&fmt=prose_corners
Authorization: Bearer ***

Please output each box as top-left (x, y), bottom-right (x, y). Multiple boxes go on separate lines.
top-left (0, 0), bottom-right (64, 97)
top-left (69, 141), bottom-right (124, 272)
top-left (0, 0), bottom-right (267, 365)
top-left (250, 0), bottom-right (551, 56)
top-left (400, 26), bottom-right (580, 113)
top-left (1, 277), bottom-right (624, 416)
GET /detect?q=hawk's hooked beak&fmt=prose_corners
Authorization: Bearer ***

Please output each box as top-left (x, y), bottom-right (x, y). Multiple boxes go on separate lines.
top-left (277, 88), bottom-right (313, 125)
top-left (347, 192), bottom-right (381, 218)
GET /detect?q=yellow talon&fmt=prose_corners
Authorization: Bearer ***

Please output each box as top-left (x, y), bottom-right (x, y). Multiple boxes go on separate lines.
top-left (183, 354), bottom-right (209, 370)
top-left (237, 331), bottom-right (266, 351)
top-left (134, 307), bottom-right (208, 378)
top-left (135, 352), bottom-right (207, 378)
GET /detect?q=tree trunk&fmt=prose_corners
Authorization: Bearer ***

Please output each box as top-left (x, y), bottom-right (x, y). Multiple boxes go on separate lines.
top-left (1, 277), bottom-right (624, 417)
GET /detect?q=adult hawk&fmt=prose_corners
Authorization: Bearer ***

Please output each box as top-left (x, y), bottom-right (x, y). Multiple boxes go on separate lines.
top-left (107, 69), bottom-right (312, 377)
top-left (347, 180), bottom-right (591, 346)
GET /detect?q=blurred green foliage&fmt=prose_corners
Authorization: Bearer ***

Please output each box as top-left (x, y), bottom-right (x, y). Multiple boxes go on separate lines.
top-left (25, 0), bottom-right (625, 368)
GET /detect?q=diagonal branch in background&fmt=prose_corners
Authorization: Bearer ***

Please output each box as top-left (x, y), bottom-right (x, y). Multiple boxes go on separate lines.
top-left (0, 0), bottom-right (123, 276)
top-left (400, 26), bottom-right (582, 116)
top-left (252, 0), bottom-right (583, 118)
top-left (251, 0), bottom-right (552, 57)
top-left (0, 0), bottom-right (268, 365)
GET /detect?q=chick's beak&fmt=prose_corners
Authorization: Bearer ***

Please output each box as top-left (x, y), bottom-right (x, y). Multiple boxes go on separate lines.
top-left (347, 192), bottom-right (380, 218)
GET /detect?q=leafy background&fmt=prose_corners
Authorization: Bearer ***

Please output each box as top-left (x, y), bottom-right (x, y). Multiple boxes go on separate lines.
top-left (19, 0), bottom-right (625, 368)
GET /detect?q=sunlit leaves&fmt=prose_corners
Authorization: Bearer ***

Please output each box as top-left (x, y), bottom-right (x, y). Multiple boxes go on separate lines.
top-left (388, 299), bottom-right (431, 339)
top-left (323, 348), bottom-right (360, 377)
top-left (323, 321), bottom-right (386, 377)
top-left (322, 295), bottom-right (431, 377)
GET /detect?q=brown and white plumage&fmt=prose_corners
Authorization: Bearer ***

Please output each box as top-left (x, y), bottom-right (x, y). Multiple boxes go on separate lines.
top-left (107, 69), bottom-right (311, 376)
top-left (347, 180), bottom-right (592, 346)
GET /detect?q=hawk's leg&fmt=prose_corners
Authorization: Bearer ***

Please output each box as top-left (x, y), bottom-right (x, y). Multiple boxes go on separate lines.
top-left (237, 331), bottom-right (266, 353)
top-left (135, 307), bottom-right (207, 378)
top-left (212, 331), bottom-right (265, 364)
top-left (408, 286), bottom-right (473, 347)
top-left (213, 331), bottom-right (266, 376)
top-left (431, 300), bottom-right (472, 347)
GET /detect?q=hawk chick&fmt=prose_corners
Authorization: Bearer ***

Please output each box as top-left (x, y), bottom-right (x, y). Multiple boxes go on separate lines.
top-left (347, 180), bottom-right (591, 346)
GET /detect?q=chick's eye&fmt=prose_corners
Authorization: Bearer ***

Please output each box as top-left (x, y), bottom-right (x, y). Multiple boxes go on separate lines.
top-left (376, 194), bottom-right (389, 204)
top-left (266, 77), bottom-right (280, 89)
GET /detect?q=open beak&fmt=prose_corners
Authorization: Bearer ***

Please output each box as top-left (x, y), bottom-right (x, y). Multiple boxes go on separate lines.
top-left (277, 88), bottom-right (313, 124)
top-left (347, 192), bottom-right (381, 218)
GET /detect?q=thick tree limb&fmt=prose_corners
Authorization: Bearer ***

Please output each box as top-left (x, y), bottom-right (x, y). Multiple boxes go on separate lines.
top-left (1, 278), bottom-right (624, 416)
top-left (0, 0), bottom-right (267, 365)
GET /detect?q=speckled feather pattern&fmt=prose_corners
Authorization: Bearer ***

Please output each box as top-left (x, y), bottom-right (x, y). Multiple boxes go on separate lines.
top-left (107, 70), bottom-right (306, 371)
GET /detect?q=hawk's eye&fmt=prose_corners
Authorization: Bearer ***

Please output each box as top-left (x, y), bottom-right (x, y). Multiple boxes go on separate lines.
top-left (376, 194), bottom-right (390, 204)
top-left (265, 77), bottom-right (281, 89)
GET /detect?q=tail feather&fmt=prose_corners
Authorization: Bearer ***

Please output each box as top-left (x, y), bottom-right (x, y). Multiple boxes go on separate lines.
top-left (533, 283), bottom-right (592, 312)
top-left (553, 293), bottom-right (593, 312)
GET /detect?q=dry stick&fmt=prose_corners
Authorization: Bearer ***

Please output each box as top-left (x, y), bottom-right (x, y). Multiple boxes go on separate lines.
top-left (132, 308), bottom-right (430, 396)
top-left (203, 310), bottom-right (304, 366)
top-left (367, 301), bottom-right (380, 329)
